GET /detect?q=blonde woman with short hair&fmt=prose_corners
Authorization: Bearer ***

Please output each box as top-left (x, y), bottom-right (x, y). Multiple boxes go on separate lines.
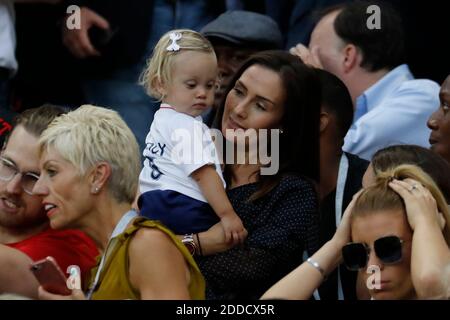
top-left (33, 105), bottom-right (204, 300)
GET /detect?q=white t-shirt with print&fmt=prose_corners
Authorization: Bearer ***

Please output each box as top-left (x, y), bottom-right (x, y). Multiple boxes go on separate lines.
top-left (139, 105), bottom-right (225, 202)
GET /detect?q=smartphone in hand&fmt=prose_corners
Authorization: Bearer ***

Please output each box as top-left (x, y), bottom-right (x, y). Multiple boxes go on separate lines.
top-left (30, 256), bottom-right (71, 295)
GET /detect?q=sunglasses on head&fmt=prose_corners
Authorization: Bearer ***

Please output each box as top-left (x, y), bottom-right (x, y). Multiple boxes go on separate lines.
top-left (342, 235), bottom-right (404, 271)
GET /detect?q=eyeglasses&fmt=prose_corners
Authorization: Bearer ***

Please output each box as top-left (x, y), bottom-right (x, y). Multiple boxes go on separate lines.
top-left (0, 156), bottom-right (40, 195)
top-left (342, 236), bottom-right (404, 271)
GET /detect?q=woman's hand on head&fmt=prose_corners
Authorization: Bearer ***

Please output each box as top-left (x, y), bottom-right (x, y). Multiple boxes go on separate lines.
top-left (389, 178), bottom-right (445, 231)
top-left (332, 189), bottom-right (363, 247)
top-left (38, 286), bottom-right (86, 300)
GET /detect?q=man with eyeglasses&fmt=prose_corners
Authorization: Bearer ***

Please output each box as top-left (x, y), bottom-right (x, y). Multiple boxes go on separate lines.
top-left (0, 158), bottom-right (40, 196)
top-left (0, 104), bottom-right (98, 299)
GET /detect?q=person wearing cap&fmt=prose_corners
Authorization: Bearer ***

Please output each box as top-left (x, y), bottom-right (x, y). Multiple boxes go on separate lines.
top-left (200, 10), bottom-right (283, 126)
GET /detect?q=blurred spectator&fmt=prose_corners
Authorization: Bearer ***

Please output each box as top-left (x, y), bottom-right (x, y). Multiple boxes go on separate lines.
top-left (428, 74), bottom-right (450, 164)
top-left (388, 0), bottom-right (448, 84)
top-left (265, 0), bottom-right (350, 48)
top-left (0, 0), bottom-right (17, 114)
top-left (315, 69), bottom-right (368, 300)
top-left (1, 0), bottom-right (62, 144)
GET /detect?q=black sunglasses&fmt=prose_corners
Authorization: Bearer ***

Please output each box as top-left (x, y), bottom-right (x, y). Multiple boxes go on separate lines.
top-left (342, 236), bottom-right (404, 271)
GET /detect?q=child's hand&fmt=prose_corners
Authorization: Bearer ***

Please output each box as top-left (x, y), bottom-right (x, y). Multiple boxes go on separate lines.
top-left (221, 213), bottom-right (247, 245)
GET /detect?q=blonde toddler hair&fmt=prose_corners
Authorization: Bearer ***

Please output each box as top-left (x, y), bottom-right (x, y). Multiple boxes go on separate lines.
top-left (140, 29), bottom-right (215, 100)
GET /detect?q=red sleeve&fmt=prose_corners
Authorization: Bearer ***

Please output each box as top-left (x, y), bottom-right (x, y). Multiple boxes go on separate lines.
top-left (7, 228), bottom-right (99, 283)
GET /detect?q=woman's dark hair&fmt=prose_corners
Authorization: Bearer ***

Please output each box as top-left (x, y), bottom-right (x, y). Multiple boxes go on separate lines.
top-left (372, 145), bottom-right (450, 203)
top-left (213, 50), bottom-right (321, 200)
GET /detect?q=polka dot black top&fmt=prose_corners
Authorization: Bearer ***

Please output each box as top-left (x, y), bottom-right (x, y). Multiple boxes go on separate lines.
top-left (196, 175), bottom-right (320, 300)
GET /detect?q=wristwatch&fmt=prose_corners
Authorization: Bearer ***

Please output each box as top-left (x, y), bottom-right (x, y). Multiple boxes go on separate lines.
top-left (181, 233), bottom-right (197, 256)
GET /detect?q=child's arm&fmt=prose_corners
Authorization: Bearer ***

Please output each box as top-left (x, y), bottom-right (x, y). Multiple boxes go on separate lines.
top-left (191, 165), bottom-right (247, 245)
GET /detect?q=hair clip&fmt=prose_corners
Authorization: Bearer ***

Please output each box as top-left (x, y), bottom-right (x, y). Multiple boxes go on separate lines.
top-left (166, 32), bottom-right (182, 52)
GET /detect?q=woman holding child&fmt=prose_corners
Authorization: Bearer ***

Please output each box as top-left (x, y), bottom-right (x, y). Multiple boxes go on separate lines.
top-left (136, 30), bottom-right (322, 299)
top-left (194, 50), bottom-right (322, 299)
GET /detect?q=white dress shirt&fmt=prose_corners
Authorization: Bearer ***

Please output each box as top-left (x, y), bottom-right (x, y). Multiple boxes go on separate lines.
top-left (343, 64), bottom-right (439, 160)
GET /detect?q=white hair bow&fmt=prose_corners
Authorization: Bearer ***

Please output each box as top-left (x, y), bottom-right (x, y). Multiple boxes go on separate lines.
top-left (166, 32), bottom-right (182, 52)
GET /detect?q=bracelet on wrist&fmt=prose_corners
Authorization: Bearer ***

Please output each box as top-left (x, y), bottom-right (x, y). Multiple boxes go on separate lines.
top-left (181, 233), bottom-right (197, 256)
top-left (307, 258), bottom-right (327, 280)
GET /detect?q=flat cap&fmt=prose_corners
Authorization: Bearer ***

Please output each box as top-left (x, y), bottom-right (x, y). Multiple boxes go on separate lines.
top-left (201, 10), bottom-right (283, 49)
